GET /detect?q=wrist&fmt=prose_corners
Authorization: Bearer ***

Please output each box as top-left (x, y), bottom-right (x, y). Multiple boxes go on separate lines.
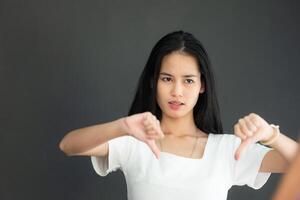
top-left (260, 124), bottom-right (280, 146)
top-left (117, 117), bottom-right (130, 136)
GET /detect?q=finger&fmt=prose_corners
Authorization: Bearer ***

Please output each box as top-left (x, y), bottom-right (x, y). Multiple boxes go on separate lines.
top-left (144, 115), bottom-right (157, 128)
top-left (248, 113), bottom-right (259, 119)
top-left (145, 121), bottom-right (157, 132)
top-left (248, 115), bottom-right (267, 143)
top-left (234, 124), bottom-right (247, 140)
top-left (146, 135), bottom-right (161, 141)
top-left (146, 140), bottom-right (161, 159)
top-left (145, 112), bottom-right (155, 123)
top-left (151, 114), bottom-right (157, 121)
top-left (249, 113), bottom-right (261, 127)
top-left (144, 123), bottom-right (164, 140)
top-left (145, 123), bottom-right (155, 132)
top-left (248, 127), bottom-right (263, 143)
top-left (159, 129), bottom-right (165, 138)
top-left (144, 118), bottom-right (159, 131)
top-left (146, 131), bottom-right (157, 137)
top-left (234, 137), bottom-right (252, 160)
top-left (156, 119), bottom-right (161, 128)
top-left (244, 116), bottom-right (257, 132)
top-left (143, 116), bottom-right (151, 126)
top-left (145, 131), bottom-right (162, 139)
top-left (238, 118), bottom-right (253, 137)
top-left (155, 119), bottom-right (164, 138)
top-left (155, 124), bottom-right (164, 138)
top-left (149, 119), bottom-right (164, 138)
top-left (143, 112), bottom-right (151, 120)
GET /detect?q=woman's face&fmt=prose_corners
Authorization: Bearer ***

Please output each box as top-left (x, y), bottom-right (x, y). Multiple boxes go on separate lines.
top-left (156, 51), bottom-right (205, 119)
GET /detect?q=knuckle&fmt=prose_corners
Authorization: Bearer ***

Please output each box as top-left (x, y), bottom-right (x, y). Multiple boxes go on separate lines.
top-left (252, 118), bottom-right (260, 125)
top-left (238, 119), bottom-right (243, 123)
top-left (146, 112), bottom-right (152, 118)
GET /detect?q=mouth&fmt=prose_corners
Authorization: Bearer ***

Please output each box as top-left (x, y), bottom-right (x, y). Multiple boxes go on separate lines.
top-left (168, 101), bottom-right (185, 105)
top-left (168, 101), bottom-right (185, 110)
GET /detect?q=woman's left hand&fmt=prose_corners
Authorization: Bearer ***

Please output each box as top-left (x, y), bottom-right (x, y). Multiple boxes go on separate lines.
top-left (234, 113), bottom-right (274, 160)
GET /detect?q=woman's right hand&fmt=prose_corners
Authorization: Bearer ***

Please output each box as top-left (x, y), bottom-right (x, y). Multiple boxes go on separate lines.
top-left (120, 112), bottom-right (165, 159)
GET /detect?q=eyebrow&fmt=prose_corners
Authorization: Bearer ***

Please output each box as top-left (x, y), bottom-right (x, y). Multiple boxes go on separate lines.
top-left (159, 72), bottom-right (198, 78)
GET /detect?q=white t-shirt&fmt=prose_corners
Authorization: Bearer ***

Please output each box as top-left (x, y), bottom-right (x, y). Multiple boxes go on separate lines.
top-left (91, 133), bottom-right (272, 200)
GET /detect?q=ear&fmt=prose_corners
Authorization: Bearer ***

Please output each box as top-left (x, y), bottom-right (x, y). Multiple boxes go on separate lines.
top-left (200, 80), bottom-right (205, 93)
top-left (200, 88), bottom-right (205, 93)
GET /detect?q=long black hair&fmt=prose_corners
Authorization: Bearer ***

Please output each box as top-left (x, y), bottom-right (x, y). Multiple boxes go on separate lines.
top-left (128, 30), bottom-right (223, 135)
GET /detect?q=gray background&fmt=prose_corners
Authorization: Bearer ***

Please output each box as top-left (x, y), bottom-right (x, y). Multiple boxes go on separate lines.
top-left (1, 0), bottom-right (299, 199)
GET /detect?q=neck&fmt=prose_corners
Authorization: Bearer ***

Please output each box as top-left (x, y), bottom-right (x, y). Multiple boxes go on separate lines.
top-left (160, 113), bottom-right (199, 137)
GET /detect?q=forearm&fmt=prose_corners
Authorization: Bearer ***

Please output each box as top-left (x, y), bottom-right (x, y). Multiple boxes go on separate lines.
top-left (269, 132), bottom-right (299, 163)
top-left (59, 118), bottom-right (128, 155)
top-left (272, 146), bottom-right (300, 200)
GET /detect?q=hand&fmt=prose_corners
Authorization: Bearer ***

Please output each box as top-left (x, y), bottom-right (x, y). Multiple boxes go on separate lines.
top-left (234, 113), bottom-right (274, 161)
top-left (120, 112), bottom-right (165, 159)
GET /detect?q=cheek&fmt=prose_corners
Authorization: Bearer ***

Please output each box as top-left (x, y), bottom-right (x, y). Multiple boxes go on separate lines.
top-left (156, 82), bottom-right (166, 95)
top-left (185, 88), bottom-right (201, 103)
top-left (156, 83), bottom-right (165, 102)
top-left (186, 91), bottom-right (199, 101)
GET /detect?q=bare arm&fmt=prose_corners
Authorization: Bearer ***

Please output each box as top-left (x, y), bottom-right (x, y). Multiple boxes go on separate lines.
top-left (59, 118), bottom-right (127, 156)
top-left (272, 143), bottom-right (300, 200)
top-left (259, 131), bottom-right (299, 173)
top-left (234, 113), bottom-right (299, 173)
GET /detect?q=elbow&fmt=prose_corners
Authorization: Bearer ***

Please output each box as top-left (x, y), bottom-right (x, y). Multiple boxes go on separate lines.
top-left (59, 140), bottom-right (67, 154)
top-left (59, 130), bottom-right (83, 156)
top-left (59, 140), bottom-right (65, 152)
top-left (59, 139), bottom-right (73, 156)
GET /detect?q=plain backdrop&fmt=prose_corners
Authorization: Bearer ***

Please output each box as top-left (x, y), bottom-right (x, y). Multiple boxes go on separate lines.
top-left (1, 0), bottom-right (299, 200)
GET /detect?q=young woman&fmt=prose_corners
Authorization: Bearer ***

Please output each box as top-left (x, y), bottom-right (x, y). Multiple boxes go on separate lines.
top-left (59, 30), bottom-right (299, 200)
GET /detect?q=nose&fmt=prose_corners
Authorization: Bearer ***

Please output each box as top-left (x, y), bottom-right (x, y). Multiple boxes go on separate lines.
top-left (171, 82), bottom-right (183, 97)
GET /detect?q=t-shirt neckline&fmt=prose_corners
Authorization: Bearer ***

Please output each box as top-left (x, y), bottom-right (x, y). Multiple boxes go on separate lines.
top-left (159, 133), bottom-right (212, 161)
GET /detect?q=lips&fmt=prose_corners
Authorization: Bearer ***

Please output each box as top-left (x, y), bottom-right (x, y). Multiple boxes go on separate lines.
top-left (168, 101), bottom-right (184, 111)
top-left (168, 101), bottom-right (184, 105)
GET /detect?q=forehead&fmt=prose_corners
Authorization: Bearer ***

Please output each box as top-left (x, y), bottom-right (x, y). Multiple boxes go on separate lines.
top-left (160, 52), bottom-right (200, 76)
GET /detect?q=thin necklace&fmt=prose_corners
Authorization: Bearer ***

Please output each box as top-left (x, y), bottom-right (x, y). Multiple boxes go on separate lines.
top-left (159, 136), bottom-right (199, 158)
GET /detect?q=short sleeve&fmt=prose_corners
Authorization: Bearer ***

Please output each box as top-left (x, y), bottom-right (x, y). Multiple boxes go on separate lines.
top-left (91, 135), bottom-right (135, 176)
top-left (230, 136), bottom-right (273, 189)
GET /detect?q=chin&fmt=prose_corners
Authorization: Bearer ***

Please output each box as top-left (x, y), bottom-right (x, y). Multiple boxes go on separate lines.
top-left (165, 109), bottom-right (191, 119)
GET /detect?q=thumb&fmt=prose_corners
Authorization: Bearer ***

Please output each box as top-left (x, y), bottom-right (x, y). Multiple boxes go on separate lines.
top-left (146, 140), bottom-right (161, 159)
top-left (234, 138), bottom-right (252, 161)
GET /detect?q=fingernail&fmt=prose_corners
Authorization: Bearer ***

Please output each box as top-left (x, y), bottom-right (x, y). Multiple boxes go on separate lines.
top-left (235, 154), bottom-right (239, 161)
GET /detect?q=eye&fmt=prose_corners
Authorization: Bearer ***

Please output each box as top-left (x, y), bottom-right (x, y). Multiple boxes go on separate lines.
top-left (185, 79), bottom-right (195, 84)
top-left (161, 77), bottom-right (172, 82)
